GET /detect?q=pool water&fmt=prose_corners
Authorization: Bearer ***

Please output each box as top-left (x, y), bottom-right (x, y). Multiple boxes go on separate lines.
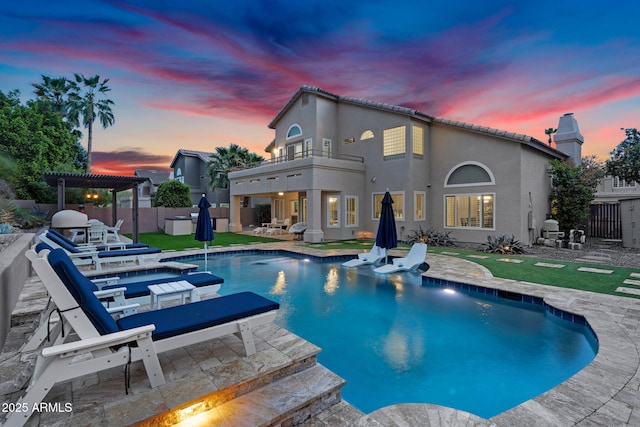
top-left (186, 252), bottom-right (597, 418)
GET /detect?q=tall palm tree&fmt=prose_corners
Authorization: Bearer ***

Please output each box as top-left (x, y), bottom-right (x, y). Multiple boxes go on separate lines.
top-left (32, 75), bottom-right (73, 118)
top-left (68, 74), bottom-right (115, 173)
top-left (207, 144), bottom-right (264, 190)
top-left (544, 127), bottom-right (557, 145)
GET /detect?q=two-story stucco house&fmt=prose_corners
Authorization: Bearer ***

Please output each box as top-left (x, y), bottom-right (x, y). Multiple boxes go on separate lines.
top-left (170, 149), bottom-right (229, 207)
top-left (228, 86), bottom-right (583, 244)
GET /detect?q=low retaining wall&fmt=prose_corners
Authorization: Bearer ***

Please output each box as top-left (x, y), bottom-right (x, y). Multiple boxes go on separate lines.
top-left (0, 233), bottom-right (35, 352)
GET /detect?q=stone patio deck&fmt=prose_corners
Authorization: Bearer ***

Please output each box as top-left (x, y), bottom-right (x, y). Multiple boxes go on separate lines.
top-left (2, 241), bottom-right (640, 426)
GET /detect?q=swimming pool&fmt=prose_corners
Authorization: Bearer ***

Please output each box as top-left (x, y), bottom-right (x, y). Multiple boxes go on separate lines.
top-left (171, 251), bottom-right (598, 419)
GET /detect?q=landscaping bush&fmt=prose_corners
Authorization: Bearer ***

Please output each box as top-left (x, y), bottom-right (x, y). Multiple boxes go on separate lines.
top-left (407, 226), bottom-right (456, 246)
top-left (153, 180), bottom-right (192, 207)
top-left (480, 234), bottom-right (527, 254)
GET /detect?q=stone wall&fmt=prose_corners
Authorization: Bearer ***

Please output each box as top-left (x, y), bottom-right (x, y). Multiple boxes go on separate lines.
top-left (0, 233), bottom-right (35, 352)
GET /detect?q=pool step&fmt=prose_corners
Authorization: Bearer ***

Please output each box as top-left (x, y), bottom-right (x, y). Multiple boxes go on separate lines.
top-left (169, 364), bottom-right (346, 427)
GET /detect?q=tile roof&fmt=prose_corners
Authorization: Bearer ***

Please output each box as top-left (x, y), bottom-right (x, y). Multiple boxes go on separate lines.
top-left (170, 149), bottom-right (215, 167)
top-left (269, 86), bottom-right (566, 159)
top-left (134, 169), bottom-right (172, 185)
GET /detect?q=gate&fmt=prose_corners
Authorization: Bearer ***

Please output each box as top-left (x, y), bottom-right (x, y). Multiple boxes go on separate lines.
top-left (588, 204), bottom-right (621, 239)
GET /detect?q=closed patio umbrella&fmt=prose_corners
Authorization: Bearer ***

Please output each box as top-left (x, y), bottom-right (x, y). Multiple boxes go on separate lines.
top-left (376, 190), bottom-right (398, 264)
top-left (195, 194), bottom-right (214, 270)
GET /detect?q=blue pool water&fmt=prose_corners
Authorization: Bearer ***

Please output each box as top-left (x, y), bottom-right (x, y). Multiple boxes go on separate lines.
top-left (177, 252), bottom-right (597, 418)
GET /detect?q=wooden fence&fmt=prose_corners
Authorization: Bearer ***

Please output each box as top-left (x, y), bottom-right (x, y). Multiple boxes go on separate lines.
top-left (588, 204), bottom-right (621, 239)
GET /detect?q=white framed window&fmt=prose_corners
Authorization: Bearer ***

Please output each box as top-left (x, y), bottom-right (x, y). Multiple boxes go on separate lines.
top-left (287, 124), bottom-right (302, 139)
top-left (372, 191), bottom-right (404, 221)
top-left (445, 161), bottom-right (495, 187)
top-left (360, 130), bottom-right (374, 140)
top-left (322, 138), bottom-right (332, 158)
top-left (412, 125), bottom-right (424, 156)
top-left (613, 176), bottom-right (636, 188)
top-left (327, 195), bottom-right (340, 228)
top-left (301, 197), bottom-right (307, 222)
top-left (345, 195), bottom-right (358, 227)
top-left (274, 199), bottom-right (285, 220)
top-left (304, 138), bottom-right (312, 157)
top-left (414, 191), bottom-right (426, 221)
top-left (383, 126), bottom-right (406, 159)
top-left (445, 194), bottom-right (494, 229)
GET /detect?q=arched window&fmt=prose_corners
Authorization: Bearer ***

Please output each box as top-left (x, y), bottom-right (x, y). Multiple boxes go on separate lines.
top-left (360, 130), bottom-right (374, 140)
top-left (286, 124), bottom-right (302, 139)
top-left (444, 162), bottom-right (495, 187)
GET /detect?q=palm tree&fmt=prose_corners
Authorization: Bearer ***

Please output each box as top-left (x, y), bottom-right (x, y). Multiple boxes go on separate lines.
top-left (68, 74), bottom-right (115, 173)
top-left (544, 127), bottom-right (557, 145)
top-left (32, 75), bottom-right (73, 118)
top-left (207, 144), bottom-right (264, 190)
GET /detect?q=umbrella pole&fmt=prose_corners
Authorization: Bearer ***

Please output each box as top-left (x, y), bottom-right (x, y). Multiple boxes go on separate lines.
top-left (204, 242), bottom-right (208, 270)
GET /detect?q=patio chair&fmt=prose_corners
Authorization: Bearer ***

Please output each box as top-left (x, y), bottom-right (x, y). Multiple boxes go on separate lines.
top-left (47, 229), bottom-right (149, 251)
top-left (373, 243), bottom-right (428, 274)
top-left (288, 222), bottom-right (307, 240)
top-left (103, 218), bottom-right (124, 242)
top-left (265, 218), bottom-right (290, 236)
top-left (342, 245), bottom-right (387, 267)
top-left (5, 248), bottom-right (279, 427)
top-left (21, 245), bottom-right (225, 353)
top-left (39, 231), bottom-right (161, 271)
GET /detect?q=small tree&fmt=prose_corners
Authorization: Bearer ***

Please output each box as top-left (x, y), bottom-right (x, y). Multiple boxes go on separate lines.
top-left (606, 128), bottom-right (640, 183)
top-left (544, 127), bottom-right (557, 145)
top-left (153, 180), bottom-right (192, 207)
top-left (548, 158), bottom-right (603, 234)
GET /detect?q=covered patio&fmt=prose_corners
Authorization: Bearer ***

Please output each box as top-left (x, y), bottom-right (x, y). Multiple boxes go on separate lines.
top-left (44, 172), bottom-right (148, 243)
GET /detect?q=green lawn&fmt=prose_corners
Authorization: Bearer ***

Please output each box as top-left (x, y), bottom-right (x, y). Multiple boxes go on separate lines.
top-left (128, 232), bottom-right (280, 251)
top-left (132, 233), bottom-right (640, 298)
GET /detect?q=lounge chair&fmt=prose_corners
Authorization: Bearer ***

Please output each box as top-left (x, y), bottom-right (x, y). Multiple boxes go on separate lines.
top-left (373, 243), bottom-right (428, 274)
top-left (342, 245), bottom-right (387, 267)
top-left (39, 231), bottom-right (161, 271)
top-left (265, 218), bottom-right (290, 235)
top-left (5, 248), bottom-right (279, 427)
top-left (47, 228), bottom-right (149, 251)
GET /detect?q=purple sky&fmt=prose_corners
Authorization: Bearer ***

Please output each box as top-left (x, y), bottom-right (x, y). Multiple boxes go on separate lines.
top-left (1, 0), bottom-right (639, 174)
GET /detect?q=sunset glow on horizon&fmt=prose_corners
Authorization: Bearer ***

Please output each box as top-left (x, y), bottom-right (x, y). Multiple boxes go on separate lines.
top-left (2, 1), bottom-right (639, 175)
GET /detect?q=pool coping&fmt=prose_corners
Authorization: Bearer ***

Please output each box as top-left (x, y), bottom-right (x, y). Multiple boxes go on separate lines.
top-left (160, 244), bottom-right (640, 426)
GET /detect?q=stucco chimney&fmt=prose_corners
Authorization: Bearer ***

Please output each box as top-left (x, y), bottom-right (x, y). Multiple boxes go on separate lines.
top-left (553, 113), bottom-right (583, 166)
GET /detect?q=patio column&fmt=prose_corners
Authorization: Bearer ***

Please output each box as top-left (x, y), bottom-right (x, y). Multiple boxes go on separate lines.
top-left (228, 195), bottom-right (243, 232)
top-left (304, 189), bottom-right (324, 243)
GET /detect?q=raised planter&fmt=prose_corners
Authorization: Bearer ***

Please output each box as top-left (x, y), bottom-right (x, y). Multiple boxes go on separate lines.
top-left (0, 233), bottom-right (35, 352)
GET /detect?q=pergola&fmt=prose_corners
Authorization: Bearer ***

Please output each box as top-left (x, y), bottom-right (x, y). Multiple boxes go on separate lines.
top-left (44, 172), bottom-right (148, 243)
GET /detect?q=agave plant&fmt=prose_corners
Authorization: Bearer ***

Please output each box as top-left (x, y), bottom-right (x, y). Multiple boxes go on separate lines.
top-left (480, 234), bottom-right (527, 254)
top-left (407, 226), bottom-right (456, 246)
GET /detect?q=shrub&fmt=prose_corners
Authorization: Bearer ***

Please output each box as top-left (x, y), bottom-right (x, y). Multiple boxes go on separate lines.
top-left (407, 226), bottom-right (456, 246)
top-left (153, 180), bottom-right (192, 207)
top-left (480, 234), bottom-right (527, 254)
top-left (0, 223), bottom-right (14, 234)
top-left (254, 204), bottom-right (272, 225)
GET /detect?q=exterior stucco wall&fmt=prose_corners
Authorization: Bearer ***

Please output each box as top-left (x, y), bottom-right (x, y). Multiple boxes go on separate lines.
top-left (429, 124), bottom-right (525, 243)
top-left (520, 145), bottom-right (554, 245)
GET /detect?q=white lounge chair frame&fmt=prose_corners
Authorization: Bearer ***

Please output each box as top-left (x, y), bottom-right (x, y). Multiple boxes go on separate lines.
top-left (342, 245), bottom-right (387, 267)
top-left (4, 249), bottom-right (277, 427)
top-left (373, 243), bottom-right (428, 274)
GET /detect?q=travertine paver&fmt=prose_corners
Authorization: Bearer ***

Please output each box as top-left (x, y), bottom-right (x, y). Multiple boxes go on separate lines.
top-left (534, 262), bottom-right (566, 268)
top-left (6, 241), bottom-right (640, 426)
top-left (496, 258), bottom-right (524, 263)
top-left (577, 267), bottom-right (614, 274)
top-left (624, 279), bottom-right (640, 286)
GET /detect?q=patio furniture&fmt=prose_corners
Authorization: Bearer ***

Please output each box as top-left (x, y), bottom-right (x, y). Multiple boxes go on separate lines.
top-left (149, 281), bottom-right (199, 309)
top-left (265, 218), bottom-right (290, 235)
top-left (38, 232), bottom-right (161, 271)
top-left (103, 219), bottom-right (124, 242)
top-left (288, 222), bottom-right (307, 240)
top-left (342, 245), bottom-right (387, 267)
top-left (373, 243), bottom-right (428, 274)
top-left (5, 248), bottom-right (279, 427)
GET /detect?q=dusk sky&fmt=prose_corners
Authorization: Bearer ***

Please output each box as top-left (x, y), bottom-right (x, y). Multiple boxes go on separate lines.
top-left (1, 1), bottom-right (639, 175)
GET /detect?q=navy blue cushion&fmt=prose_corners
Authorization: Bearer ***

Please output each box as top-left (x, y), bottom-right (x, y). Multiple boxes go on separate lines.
top-left (116, 292), bottom-right (279, 341)
top-left (96, 247), bottom-right (161, 258)
top-left (47, 249), bottom-right (118, 335)
top-left (101, 272), bottom-right (224, 299)
top-left (35, 242), bottom-right (53, 253)
top-left (46, 232), bottom-right (81, 253)
top-left (95, 243), bottom-right (149, 251)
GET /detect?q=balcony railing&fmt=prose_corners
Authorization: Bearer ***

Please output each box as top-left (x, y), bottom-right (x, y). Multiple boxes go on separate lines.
top-left (230, 149), bottom-right (364, 172)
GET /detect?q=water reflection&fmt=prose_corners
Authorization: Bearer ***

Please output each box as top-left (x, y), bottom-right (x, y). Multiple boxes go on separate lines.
top-left (269, 270), bottom-right (287, 295)
top-left (324, 266), bottom-right (339, 295)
